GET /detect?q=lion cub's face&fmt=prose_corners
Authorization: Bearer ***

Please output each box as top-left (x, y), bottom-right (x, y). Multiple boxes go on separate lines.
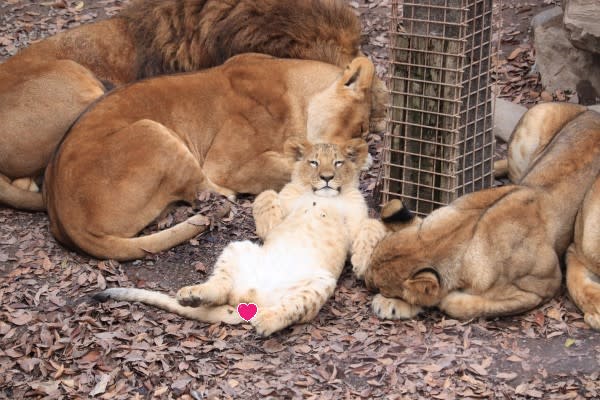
top-left (287, 138), bottom-right (368, 197)
top-left (365, 200), bottom-right (443, 307)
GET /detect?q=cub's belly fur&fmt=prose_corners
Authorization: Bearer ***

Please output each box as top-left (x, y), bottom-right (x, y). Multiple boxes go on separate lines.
top-left (231, 204), bottom-right (350, 306)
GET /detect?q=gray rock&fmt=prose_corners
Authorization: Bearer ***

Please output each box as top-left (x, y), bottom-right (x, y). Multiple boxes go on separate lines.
top-left (564, 0), bottom-right (600, 54)
top-left (534, 14), bottom-right (600, 93)
top-left (531, 7), bottom-right (563, 30)
top-left (493, 98), bottom-right (527, 142)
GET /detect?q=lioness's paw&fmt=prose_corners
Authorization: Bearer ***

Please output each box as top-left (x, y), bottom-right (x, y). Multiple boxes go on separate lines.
top-left (372, 294), bottom-right (422, 320)
top-left (251, 309), bottom-right (283, 337)
top-left (585, 313), bottom-right (600, 331)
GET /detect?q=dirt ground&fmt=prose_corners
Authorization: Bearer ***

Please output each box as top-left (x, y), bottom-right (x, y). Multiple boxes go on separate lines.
top-left (1, 0), bottom-right (599, 399)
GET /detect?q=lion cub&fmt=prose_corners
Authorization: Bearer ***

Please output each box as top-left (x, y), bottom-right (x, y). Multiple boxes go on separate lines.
top-left (365, 103), bottom-right (600, 322)
top-left (94, 139), bottom-right (386, 336)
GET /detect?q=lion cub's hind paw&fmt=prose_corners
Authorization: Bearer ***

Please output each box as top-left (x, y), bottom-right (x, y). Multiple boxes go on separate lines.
top-left (372, 294), bottom-right (422, 320)
top-left (176, 284), bottom-right (225, 307)
top-left (176, 286), bottom-right (204, 307)
top-left (251, 309), bottom-right (284, 337)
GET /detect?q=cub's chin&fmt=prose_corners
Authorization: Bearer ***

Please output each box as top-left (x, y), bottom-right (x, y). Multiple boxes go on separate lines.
top-left (314, 187), bottom-right (340, 197)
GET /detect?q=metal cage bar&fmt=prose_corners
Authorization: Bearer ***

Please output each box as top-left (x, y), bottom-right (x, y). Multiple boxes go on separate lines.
top-left (382, 0), bottom-right (497, 216)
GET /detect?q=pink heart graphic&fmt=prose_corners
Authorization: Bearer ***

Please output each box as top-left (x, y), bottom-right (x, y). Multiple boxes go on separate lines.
top-left (237, 303), bottom-right (258, 321)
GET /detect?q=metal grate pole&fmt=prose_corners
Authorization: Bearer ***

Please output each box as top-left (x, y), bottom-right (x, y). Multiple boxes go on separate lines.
top-left (382, 0), bottom-right (497, 216)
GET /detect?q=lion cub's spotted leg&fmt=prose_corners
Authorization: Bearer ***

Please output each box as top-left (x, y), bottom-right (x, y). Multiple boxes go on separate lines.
top-left (371, 294), bottom-right (423, 320)
top-left (251, 277), bottom-right (336, 337)
top-left (566, 247), bottom-right (600, 330)
top-left (252, 190), bottom-right (284, 241)
top-left (350, 218), bottom-right (387, 279)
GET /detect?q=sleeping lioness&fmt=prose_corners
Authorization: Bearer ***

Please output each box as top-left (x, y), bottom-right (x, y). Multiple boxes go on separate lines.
top-left (365, 103), bottom-right (600, 323)
top-left (0, 0), bottom-right (387, 211)
top-left (44, 54), bottom-right (377, 261)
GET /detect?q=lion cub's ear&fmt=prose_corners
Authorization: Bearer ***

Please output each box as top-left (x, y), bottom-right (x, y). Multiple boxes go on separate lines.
top-left (284, 137), bottom-right (311, 161)
top-left (344, 138), bottom-right (369, 166)
top-left (340, 57), bottom-right (375, 96)
top-left (406, 268), bottom-right (441, 306)
top-left (380, 199), bottom-right (421, 232)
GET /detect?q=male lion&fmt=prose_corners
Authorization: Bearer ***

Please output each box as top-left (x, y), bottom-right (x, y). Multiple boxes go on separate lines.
top-left (44, 54), bottom-right (377, 261)
top-left (0, 0), bottom-right (387, 210)
top-left (94, 140), bottom-right (385, 337)
top-left (364, 103), bottom-right (600, 324)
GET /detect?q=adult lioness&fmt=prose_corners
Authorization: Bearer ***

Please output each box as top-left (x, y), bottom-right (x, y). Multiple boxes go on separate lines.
top-left (94, 140), bottom-right (385, 337)
top-left (364, 103), bottom-right (600, 322)
top-left (44, 54), bottom-right (377, 261)
top-left (0, 0), bottom-right (387, 211)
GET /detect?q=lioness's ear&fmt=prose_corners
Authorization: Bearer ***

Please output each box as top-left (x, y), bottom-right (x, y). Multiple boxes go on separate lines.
top-left (380, 199), bottom-right (421, 232)
top-left (344, 138), bottom-right (368, 166)
top-left (341, 57), bottom-right (375, 94)
top-left (406, 269), bottom-right (440, 305)
top-left (284, 137), bottom-right (311, 161)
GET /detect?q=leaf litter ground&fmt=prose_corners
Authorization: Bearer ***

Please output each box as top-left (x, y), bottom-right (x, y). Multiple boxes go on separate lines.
top-left (1, 0), bottom-right (599, 399)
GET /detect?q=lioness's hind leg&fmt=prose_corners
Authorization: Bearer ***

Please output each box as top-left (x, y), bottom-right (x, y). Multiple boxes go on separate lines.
top-left (221, 151), bottom-right (296, 194)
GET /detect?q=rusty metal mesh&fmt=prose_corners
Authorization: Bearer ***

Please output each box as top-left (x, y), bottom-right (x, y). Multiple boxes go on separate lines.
top-left (381, 0), bottom-right (497, 216)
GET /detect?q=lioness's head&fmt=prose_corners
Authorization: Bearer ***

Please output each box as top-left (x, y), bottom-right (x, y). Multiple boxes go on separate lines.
top-left (365, 200), bottom-right (443, 307)
top-left (306, 57), bottom-right (376, 144)
top-left (285, 138), bottom-right (368, 197)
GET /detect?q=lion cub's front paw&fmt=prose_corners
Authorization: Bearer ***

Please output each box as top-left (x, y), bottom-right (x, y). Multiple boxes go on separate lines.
top-left (372, 294), bottom-right (422, 320)
top-left (351, 252), bottom-right (370, 279)
top-left (251, 309), bottom-right (284, 337)
top-left (253, 190), bottom-right (284, 239)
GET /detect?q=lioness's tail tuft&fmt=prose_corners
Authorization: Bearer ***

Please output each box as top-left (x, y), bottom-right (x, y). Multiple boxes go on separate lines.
top-left (380, 199), bottom-right (420, 232)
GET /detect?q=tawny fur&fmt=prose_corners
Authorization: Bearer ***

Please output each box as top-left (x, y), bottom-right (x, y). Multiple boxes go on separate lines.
top-left (0, 0), bottom-right (387, 210)
top-left (566, 177), bottom-right (600, 330)
top-left (365, 103), bottom-right (600, 324)
top-left (44, 55), bottom-right (377, 261)
top-left (94, 140), bottom-right (386, 337)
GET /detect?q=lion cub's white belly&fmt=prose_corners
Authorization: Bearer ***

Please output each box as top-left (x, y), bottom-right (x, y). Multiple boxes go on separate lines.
top-left (230, 193), bottom-right (363, 306)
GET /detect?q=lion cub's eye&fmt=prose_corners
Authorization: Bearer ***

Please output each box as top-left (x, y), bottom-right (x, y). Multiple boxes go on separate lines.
top-left (309, 160), bottom-right (319, 168)
top-left (334, 160), bottom-right (344, 168)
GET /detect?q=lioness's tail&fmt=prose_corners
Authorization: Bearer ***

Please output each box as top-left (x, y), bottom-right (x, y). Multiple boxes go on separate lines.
top-left (94, 288), bottom-right (243, 324)
top-left (0, 174), bottom-right (45, 211)
top-left (76, 214), bottom-right (214, 261)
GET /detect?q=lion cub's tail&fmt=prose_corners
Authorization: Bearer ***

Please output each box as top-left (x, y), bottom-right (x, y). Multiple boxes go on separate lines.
top-left (0, 174), bottom-right (45, 211)
top-left (93, 288), bottom-right (243, 324)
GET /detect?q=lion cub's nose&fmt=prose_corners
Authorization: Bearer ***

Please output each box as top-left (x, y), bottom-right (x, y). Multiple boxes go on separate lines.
top-left (320, 174), bottom-right (334, 183)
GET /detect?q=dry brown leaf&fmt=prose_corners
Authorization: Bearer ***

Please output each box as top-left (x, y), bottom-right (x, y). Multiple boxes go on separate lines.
top-left (89, 374), bottom-right (111, 396)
